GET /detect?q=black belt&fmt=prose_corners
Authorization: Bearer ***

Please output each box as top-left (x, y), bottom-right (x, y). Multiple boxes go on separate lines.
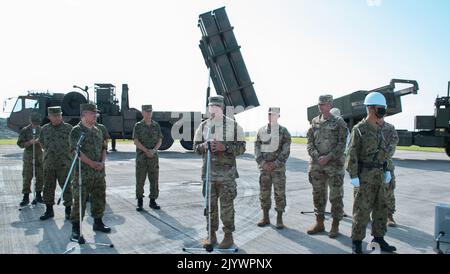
top-left (358, 161), bottom-right (387, 170)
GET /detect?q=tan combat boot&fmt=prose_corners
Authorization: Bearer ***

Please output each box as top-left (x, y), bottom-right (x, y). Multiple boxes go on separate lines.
top-left (328, 218), bottom-right (340, 238)
top-left (218, 232), bottom-right (234, 249)
top-left (202, 231), bottom-right (217, 248)
top-left (387, 213), bottom-right (397, 227)
top-left (276, 211), bottom-right (284, 229)
top-left (307, 214), bottom-right (325, 235)
top-left (257, 209), bottom-right (270, 227)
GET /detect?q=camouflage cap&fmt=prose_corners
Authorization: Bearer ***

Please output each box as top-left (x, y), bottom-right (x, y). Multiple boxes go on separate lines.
top-left (208, 95), bottom-right (225, 106)
top-left (142, 105), bottom-right (153, 112)
top-left (80, 103), bottom-right (98, 113)
top-left (318, 95), bottom-right (333, 104)
top-left (268, 107), bottom-right (280, 115)
top-left (48, 106), bottom-right (62, 115)
top-left (29, 112), bottom-right (42, 124)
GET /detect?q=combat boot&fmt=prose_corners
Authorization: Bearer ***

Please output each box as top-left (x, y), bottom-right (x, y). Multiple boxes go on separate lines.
top-left (93, 218), bottom-right (111, 233)
top-left (35, 192), bottom-right (43, 203)
top-left (136, 198), bottom-right (143, 211)
top-left (40, 204), bottom-right (54, 220)
top-left (218, 232), bottom-right (234, 249)
top-left (257, 209), bottom-right (270, 227)
top-left (202, 231), bottom-right (217, 248)
top-left (307, 214), bottom-right (325, 234)
top-left (387, 213), bottom-right (397, 227)
top-left (276, 211), bottom-right (284, 229)
top-left (372, 237), bottom-right (396, 252)
top-left (65, 206), bottom-right (71, 220)
top-left (19, 194), bottom-right (30, 207)
top-left (328, 218), bottom-right (340, 238)
top-left (71, 222), bottom-right (80, 241)
top-left (352, 240), bottom-right (363, 254)
top-left (149, 198), bottom-right (160, 210)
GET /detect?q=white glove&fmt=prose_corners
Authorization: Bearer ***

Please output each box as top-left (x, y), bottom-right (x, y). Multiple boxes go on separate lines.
top-left (385, 171), bottom-right (392, 184)
top-left (351, 177), bottom-right (360, 187)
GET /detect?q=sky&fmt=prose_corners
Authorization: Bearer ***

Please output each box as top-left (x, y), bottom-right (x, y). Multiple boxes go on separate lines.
top-left (1, 0), bottom-right (449, 135)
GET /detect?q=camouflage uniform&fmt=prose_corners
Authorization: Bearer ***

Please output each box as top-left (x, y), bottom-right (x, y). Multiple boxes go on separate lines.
top-left (96, 123), bottom-right (110, 148)
top-left (381, 121), bottom-right (398, 215)
top-left (346, 118), bottom-right (392, 241)
top-left (39, 119), bottom-right (73, 207)
top-left (133, 118), bottom-right (163, 200)
top-left (17, 124), bottom-right (44, 194)
top-left (193, 115), bottom-right (246, 234)
top-left (307, 113), bottom-right (348, 220)
top-left (255, 123), bottom-right (291, 212)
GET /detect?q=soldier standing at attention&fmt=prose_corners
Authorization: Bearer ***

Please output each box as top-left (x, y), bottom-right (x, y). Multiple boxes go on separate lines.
top-left (39, 106), bottom-right (73, 221)
top-left (255, 107), bottom-right (291, 229)
top-left (306, 95), bottom-right (348, 238)
top-left (70, 103), bottom-right (110, 241)
top-left (346, 92), bottom-right (397, 254)
top-left (17, 112), bottom-right (44, 206)
top-left (133, 105), bottom-right (163, 211)
top-left (193, 95), bottom-right (246, 249)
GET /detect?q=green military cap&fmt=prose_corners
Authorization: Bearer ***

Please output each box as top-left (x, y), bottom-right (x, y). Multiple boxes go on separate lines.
top-left (142, 105), bottom-right (153, 112)
top-left (318, 94), bottom-right (333, 104)
top-left (268, 107), bottom-right (280, 114)
top-left (29, 112), bottom-right (42, 124)
top-left (48, 106), bottom-right (62, 115)
top-left (208, 95), bottom-right (225, 106)
top-left (80, 103), bottom-right (98, 113)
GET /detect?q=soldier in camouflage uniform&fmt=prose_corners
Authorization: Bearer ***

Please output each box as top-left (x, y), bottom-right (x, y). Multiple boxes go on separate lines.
top-left (194, 95), bottom-right (246, 249)
top-left (255, 107), bottom-right (291, 229)
top-left (307, 95), bottom-right (348, 238)
top-left (39, 106), bottom-right (73, 221)
top-left (133, 105), bottom-right (163, 211)
top-left (346, 92), bottom-right (396, 254)
top-left (70, 104), bottom-right (111, 241)
top-left (380, 117), bottom-right (399, 227)
top-left (17, 112), bottom-right (44, 206)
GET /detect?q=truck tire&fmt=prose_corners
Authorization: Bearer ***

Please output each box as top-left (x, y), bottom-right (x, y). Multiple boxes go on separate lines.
top-left (180, 140), bottom-right (193, 151)
top-left (62, 92), bottom-right (87, 116)
top-left (159, 126), bottom-right (174, 151)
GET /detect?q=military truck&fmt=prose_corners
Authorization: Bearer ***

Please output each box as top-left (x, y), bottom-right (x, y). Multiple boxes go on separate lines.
top-left (307, 79), bottom-right (450, 158)
top-left (6, 7), bottom-right (259, 151)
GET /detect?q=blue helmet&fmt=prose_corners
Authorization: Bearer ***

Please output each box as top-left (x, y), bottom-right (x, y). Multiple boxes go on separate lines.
top-left (364, 92), bottom-right (387, 107)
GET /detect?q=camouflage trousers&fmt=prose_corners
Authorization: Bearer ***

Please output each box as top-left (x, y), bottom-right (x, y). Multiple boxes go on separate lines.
top-left (308, 169), bottom-right (344, 220)
top-left (43, 167), bottom-right (72, 207)
top-left (202, 180), bottom-right (237, 234)
top-left (351, 169), bottom-right (388, 241)
top-left (22, 158), bottom-right (44, 194)
top-left (136, 157), bottom-right (159, 199)
top-left (386, 172), bottom-right (396, 214)
top-left (71, 176), bottom-right (106, 222)
top-left (259, 170), bottom-right (286, 212)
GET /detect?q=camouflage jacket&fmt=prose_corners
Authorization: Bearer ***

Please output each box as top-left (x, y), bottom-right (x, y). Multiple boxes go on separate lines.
top-left (39, 122), bottom-right (73, 169)
top-left (132, 119), bottom-right (163, 161)
top-left (70, 122), bottom-right (106, 179)
top-left (307, 114), bottom-right (348, 172)
top-left (193, 115), bottom-right (246, 181)
top-left (345, 118), bottom-right (391, 178)
top-left (96, 123), bottom-right (110, 141)
top-left (255, 124), bottom-right (291, 172)
top-left (381, 121), bottom-right (398, 171)
top-left (17, 124), bottom-right (43, 160)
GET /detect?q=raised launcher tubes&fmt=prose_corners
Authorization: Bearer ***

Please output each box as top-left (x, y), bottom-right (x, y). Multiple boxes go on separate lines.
top-left (198, 7), bottom-right (259, 114)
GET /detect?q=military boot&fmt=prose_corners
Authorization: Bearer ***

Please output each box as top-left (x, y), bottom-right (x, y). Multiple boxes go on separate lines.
top-left (40, 204), bottom-right (54, 220)
top-left (149, 198), bottom-right (160, 210)
top-left (202, 231), bottom-right (217, 248)
top-left (387, 213), bottom-right (397, 227)
top-left (71, 222), bottom-right (80, 241)
top-left (276, 211), bottom-right (284, 229)
top-left (136, 198), bottom-right (143, 211)
top-left (307, 214), bottom-right (325, 234)
top-left (65, 206), bottom-right (71, 220)
top-left (218, 232), bottom-right (234, 249)
top-left (19, 194), bottom-right (30, 207)
top-left (35, 192), bottom-right (43, 203)
top-left (328, 218), bottom-right (340, 238)
top-left (352, 240), bottom-right (363, 254)
top-left (257, 209), bottom-right (270, 227)
top-left (372, 237), bottom-right (396, 252)
top-left (93, 218), bottom-right (111, 233)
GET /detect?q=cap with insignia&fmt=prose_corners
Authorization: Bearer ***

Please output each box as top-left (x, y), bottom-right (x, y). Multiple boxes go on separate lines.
top-left (29, 112), bottom-right (42, 124)
top-left (142, 105), bottom-right (153, 112)
top-left (318, 94), bottom-right (333, 104)
top-left (80, 103), bottom-right (98, 113)
top-left (48, 106), bottom-right (62, 115)
top-left (208, 95), bottom-right (225, 107)
top-left (268, 107), bottom-right (280, 115)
